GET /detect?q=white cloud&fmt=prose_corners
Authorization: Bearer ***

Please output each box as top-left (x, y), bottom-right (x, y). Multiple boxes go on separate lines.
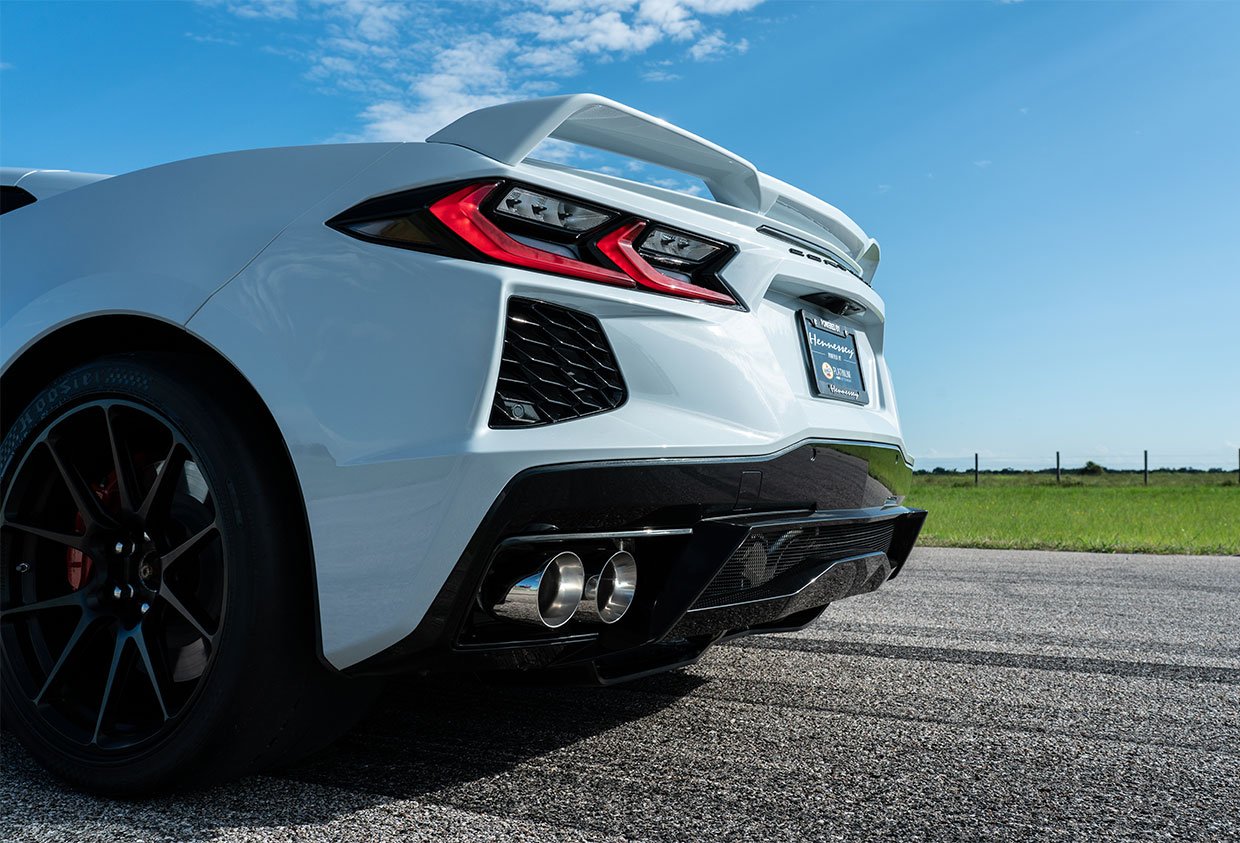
top-left (185, 31), bottom-right (239, 46)
top-left (517, 46), bottom-right (585, 77)
top-left (973, 159), bottom-right (993, 169)
top-left (222, 0), bottom-right (297, 20)
top-left (506, 10), bottom-right (664, 55)
top-left (211, 0), bottom-right (767, 141)
top-left (352, 34), bottom-right (519, 141)
top-left (0, 61), bottom-right (12, 71)
top-left (309, 55), bottom-right (359, 79)
top-left (682, 0), bottom-right (766, 11)
top-left (635, 0), bottom-right (700, 40)
top-left (322, 0), bottom-right (410, 42)
top-left (647, 176), bottom-right (707, 196)
top-left (688, 29), bottom-right (748, 60)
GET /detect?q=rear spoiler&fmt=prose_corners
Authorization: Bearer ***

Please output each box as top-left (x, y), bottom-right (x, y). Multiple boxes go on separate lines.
top-left (0, 167), bottom-right (112, 200)
top-left (428, 94), bottom-right (767, 212)
top-left (427, 94), bottom-right (878, 282)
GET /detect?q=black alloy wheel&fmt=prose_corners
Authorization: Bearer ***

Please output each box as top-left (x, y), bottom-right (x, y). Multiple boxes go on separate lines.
top-left (1, 354), bottom-right (378, 794)
top-left (2, 398), bottom-right (224, 751)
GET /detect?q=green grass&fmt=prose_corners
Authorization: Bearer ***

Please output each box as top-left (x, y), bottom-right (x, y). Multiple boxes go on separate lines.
top-left (914, 470), bottom-right (1235, 488)
top-left (906, 475), bottom-right (1239, 556)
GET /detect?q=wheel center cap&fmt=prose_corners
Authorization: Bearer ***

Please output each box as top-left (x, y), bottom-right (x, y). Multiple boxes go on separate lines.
top-left (104, 534), bottom-right (162, 595)
top-left (135, 554), bottom-right (162, 593)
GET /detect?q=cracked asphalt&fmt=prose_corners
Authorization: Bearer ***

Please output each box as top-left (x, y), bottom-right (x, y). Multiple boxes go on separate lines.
top-left (4, 547), bottom-right (1238, 842)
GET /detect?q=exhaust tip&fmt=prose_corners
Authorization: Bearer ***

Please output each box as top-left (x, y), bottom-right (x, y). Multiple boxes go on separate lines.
top-left (493, 551), bottom-right (585, 628)
top-left (578, 550), bottom-right (637, 624)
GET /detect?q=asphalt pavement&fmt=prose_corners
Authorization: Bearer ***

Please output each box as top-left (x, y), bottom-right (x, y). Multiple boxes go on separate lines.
top-left (4, 547), bottom-right (1238, 842)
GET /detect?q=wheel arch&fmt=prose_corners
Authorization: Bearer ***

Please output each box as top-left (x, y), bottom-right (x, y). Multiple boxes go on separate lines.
top-left (0, 314), bottom-right (332, 668)
top-left (3, 315), bottom-right (276, 448)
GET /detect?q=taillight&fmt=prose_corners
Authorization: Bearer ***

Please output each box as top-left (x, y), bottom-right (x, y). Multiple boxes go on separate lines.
top-left (595, 220), bottom-right (736, 306)
top-left (327, 180), bottom-right (738, 307)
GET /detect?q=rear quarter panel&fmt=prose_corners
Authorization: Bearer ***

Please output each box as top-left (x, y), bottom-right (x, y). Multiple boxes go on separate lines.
top-left (0, 144), bottom-right (400, 371)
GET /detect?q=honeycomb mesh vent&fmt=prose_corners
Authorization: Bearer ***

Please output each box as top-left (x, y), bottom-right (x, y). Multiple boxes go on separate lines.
top-left (693, 519), bottom-right (896, 610)
top-left (490, 298), bottom-right (627, 428)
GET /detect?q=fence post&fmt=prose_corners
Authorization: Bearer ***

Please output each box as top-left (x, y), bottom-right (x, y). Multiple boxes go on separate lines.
top-left (1144, 450), bottom-right (1149, 486)
top-left (1236, 448), bottom-right (1239, 485)
top-left (974, 453), bottom-right (979, 486)
top-left (1056, 451), bottom-right (1061, 484)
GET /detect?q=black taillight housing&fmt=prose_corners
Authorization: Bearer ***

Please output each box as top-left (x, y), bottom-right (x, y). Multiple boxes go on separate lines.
top-left (327, 180), bottom-right (741, 307)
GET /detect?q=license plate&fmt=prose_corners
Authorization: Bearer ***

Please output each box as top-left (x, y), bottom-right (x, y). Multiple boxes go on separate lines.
top-left (799, 311), bottom-right (868, 405)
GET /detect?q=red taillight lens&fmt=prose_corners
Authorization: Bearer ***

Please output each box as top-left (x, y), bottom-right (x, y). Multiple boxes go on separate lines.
top-left (428, 183), bottom-right (635, 288)
top-left (595, 220), bottom-right (737, 306)
top-left (330, 180), bottom-right (738, 307)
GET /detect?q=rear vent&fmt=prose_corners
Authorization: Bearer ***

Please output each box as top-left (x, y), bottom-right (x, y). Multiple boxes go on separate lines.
top-left (692, 519), bottom-right (896, 610)
top-left (490, 298), bottom-right (626, 428)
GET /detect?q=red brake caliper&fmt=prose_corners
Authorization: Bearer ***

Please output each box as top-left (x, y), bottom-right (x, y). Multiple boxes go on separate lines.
top-left (65, 453), bottom-right (150, 589)
top-left (65, 480), bottom-right (112, 590)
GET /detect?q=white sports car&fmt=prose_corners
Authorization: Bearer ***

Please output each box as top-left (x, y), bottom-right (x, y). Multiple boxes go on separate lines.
top-left (0, 95), bottom-right (925, 793)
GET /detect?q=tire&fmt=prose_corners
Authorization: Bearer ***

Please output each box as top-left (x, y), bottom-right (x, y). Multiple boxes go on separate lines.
top-left (0, 353), bottom-right (378, 794)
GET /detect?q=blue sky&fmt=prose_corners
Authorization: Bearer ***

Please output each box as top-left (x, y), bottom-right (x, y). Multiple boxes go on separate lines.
top-left (2, 0), bottom-right (1238, 469)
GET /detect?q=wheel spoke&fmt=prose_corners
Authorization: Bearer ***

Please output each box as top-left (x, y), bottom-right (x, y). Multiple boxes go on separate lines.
top-left (2, 590), bottom-right (85, 619)
top-left (160, 521), bottom-right (218, 574)
top-left (132, 625), bottom-right (170, 721)
top-left (45, 438), bottom-right (110, 530)
top-left (161, 583), bottom-right (214, 643)
top-left (92, 630), bottom-right (128, 745)
top-left (6, 399), bottom-right (230, 747)
top-left (34, 611), bottom-right (92, 704)
top-left (0, 518), bottom-right (86, 551)
top-left (103, 407), bottom-right (138, 514)
top-left (138, 441), bottom-right (187, 524)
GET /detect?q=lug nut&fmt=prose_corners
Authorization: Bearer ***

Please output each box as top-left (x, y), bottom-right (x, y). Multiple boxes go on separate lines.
top-left (140, 602), bottom-right (150, 614)
top-left (114, 541), bottom-right (126, 555)
top-left (112, 585), bottom-right (124, 600)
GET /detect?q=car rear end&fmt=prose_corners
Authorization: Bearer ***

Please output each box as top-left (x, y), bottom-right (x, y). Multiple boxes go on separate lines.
top-left (291, 95), bottom-right (926, 679)
top-left (0, 93), bottom-right (926, 795)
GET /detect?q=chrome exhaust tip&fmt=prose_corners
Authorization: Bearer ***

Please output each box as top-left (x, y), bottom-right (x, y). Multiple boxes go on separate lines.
top-left (492, 551), bottom-right (586, 629)
top-left (576, 550), bottom-right (638, 624)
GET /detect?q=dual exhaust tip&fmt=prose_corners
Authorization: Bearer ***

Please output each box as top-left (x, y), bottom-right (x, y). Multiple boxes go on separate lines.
top-left (492, 550), bottom-right (637, 629)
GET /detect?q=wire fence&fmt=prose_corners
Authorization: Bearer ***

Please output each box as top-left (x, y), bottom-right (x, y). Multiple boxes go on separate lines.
top-left (914, 449), bottom-right (1240, 486)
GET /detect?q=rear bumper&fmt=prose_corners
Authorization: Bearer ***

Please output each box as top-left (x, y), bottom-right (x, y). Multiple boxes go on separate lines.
top-left (351, 440), bottom-right (924, 681)
top-left (193, 206), bottom-right (907, 669)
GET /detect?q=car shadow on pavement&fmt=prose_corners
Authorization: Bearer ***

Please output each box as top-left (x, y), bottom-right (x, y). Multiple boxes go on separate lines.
top-left (284, 667), bottom-right (708, 794)
top-left (1, 668), bottom-right (706, 841)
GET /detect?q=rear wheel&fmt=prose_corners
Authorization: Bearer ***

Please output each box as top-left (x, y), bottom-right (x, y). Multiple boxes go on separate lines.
top-left (1, 354), bottom-right (375, 794)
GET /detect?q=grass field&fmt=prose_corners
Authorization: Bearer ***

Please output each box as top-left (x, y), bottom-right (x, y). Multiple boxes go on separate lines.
top-left (906, 472), bottom-right (1239, 556)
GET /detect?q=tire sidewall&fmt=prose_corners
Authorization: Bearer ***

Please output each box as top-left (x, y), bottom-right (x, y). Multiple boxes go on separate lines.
top-left (1, 354), bottom-right (308, 791)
